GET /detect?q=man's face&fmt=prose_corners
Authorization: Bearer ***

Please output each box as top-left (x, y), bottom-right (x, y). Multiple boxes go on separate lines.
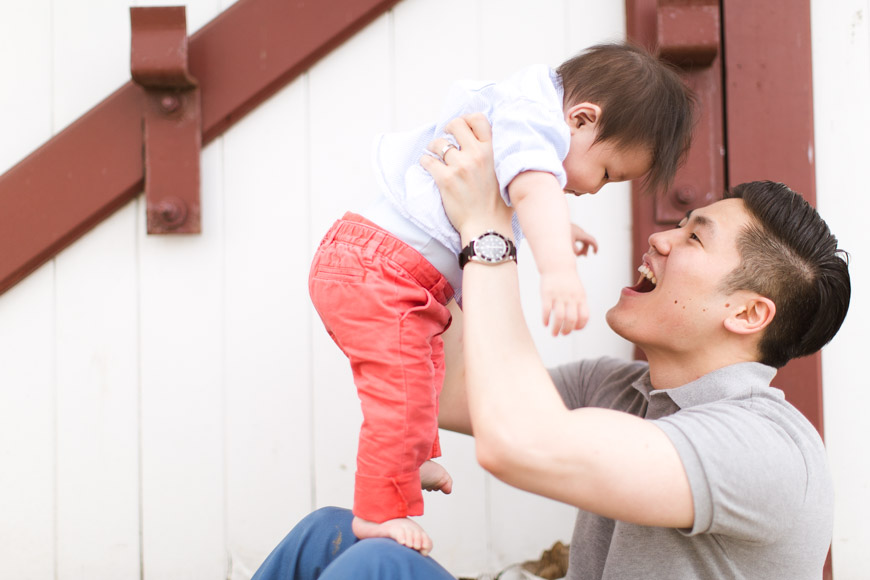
top-left (606, 198), bottom-right (752, 355)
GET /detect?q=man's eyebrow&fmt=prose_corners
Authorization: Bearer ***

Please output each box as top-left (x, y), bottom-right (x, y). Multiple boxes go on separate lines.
top-left (683, 209), bottom-right (717, 236)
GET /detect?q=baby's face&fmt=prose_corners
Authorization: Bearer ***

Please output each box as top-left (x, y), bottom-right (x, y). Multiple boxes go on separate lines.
top-left (562, 133), bottom-right (652, 196)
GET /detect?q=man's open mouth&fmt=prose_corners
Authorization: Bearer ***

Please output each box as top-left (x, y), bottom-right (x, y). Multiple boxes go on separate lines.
top-left (631, 264), bottom-right (657, 293)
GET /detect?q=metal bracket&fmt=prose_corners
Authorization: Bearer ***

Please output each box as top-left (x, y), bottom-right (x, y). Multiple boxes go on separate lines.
top-left (131, 6), bottom-right (201, 234)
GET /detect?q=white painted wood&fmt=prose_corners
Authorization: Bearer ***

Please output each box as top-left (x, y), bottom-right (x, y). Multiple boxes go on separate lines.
top-left (479, 0), bottom-right (567, 79)
top-left (391, 0), bottom-right (482, 129)
top-left (0, 267), bottom-right (56, 580)
top-left (566, 0), bottom-right (627, 51)
top-left (52, 0), bottom-right (131, 132)
top-left (474, 2), bottom-right (607, 570)
top-left (221, 77), bottom-right (315, 580)
top-left (54, 202), bottom-right (141, 579)
top-left (390, 2), bottom-right (492, 574)
top-left (0, 0), bottom-right (52, 174)
top-left (811, 0), bottom-right (870, 576)
top-left (5, 0), bottom-right (868, 578)
top-left (307, 13), bottom-right (392, 514)
top-left (0, 3), bottom-right (56, 580)
top-left (138, 141), bottom-right (227, 580)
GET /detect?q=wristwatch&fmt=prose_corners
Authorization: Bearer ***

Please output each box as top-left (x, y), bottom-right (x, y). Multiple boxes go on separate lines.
top-left (459, 230), bottom-right (517, 269)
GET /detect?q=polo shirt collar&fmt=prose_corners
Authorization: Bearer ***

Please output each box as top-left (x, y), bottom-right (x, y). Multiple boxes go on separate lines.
top-left (631, 362), bottom-right (777, 420)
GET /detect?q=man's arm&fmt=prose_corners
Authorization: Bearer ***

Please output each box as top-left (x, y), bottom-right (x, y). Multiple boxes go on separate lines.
top-left (422, 114), bottom-right (694, 528)
top-left (438, 300), bottom-right (472, 435)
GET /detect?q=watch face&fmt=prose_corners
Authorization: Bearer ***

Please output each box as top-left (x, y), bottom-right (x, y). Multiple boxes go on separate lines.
top-left (476, 233), bottom-right (508, 261)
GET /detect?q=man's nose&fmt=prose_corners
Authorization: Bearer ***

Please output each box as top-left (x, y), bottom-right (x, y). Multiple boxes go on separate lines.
top-left (648, 230), bottom-right (670, 255)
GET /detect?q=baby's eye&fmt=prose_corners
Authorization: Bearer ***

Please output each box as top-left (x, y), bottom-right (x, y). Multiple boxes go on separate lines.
top-left (604, 170), bottom-right (610, 180)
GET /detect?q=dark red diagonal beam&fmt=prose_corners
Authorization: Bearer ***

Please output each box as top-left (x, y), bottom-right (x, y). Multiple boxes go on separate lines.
top-left (0, 0), bottom-right (401, 296)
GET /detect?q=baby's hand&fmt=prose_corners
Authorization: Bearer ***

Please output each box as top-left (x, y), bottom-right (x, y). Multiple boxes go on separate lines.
top-left (540, 269), bottom-right (589, 335)
top-left (571, 223), bottom-right (598, 257)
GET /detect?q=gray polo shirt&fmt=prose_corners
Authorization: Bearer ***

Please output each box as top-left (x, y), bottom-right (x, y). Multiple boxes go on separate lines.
top-left (549, 357), bottom-right (833, 580)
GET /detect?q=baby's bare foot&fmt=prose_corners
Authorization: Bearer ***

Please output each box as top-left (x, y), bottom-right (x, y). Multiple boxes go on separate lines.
top-left (352, 516), bottom-right (433, 556)
top-left (420, 460), bottom-right (453, 494)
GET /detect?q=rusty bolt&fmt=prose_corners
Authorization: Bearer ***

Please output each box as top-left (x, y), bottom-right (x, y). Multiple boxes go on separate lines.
top-left (156, 196), bottom-right (188, 228)
top-left (160, 94), bottom-right (181, 113)
top-left (673, 186), bottom-right (697, 206)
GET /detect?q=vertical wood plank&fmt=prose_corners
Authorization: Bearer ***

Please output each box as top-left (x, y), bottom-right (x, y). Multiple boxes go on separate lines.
top-left (475, 1), bottom-right (596, 571)
top-left (222, 78), bottom-right (314, 580)
top-left (50, 2), bottom-right (144, 578)
top-left (139, 141), bottom-right (226, 580)
top-left (811, 0), bottom-right (870, 574)
top-left (0, 0), bottom-right (52, 174)
top-left (307, 13), bottom-right (393, 513)
top-left (392, 0), bottom-right (481, 128)
top-left (390, 1), bottom-right (491, 574)
top-left (0, 2), bottom-right (55, 578)
top-left (0, 268), bottom-right (56, 580)
top-left (55, 203), bottom-right (141, 579)
top-left (479, 0), bottom-right (567, 79)
top-left (52, 0), bottom-right (131, 132)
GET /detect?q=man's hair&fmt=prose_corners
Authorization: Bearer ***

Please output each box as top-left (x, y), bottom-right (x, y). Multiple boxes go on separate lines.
top-left (557, 42), bottom-right (696, 195)
top-left (721, 181), bottom-right (851, 368)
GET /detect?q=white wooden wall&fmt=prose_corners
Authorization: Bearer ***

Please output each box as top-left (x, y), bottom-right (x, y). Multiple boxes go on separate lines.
top-left (812, 1), bottom-right (870, 578)
top-left (0, 0), bottom-right (865, 579)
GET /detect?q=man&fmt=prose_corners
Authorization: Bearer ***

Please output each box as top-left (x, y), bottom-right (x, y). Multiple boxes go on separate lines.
top-left (252, 114), bottom-right (850, 579)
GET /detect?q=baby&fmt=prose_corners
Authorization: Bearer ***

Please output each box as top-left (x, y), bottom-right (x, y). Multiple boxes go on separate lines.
top-left (308, 42), bottom-right (695, 554)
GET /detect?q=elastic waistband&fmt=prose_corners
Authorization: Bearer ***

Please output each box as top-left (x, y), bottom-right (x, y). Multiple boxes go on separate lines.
top-left (359, 197), bottom-right (462, 294)
top-left (322, 213), bottom-right (454, 305)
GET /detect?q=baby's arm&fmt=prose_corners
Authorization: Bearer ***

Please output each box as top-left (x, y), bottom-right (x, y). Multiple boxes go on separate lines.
top-left (509, 170), bottom-right (588, 334)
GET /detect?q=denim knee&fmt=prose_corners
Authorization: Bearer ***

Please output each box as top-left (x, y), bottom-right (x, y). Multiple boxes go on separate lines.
top-left (252, 507), bottom-right (356, 580)
top-left (320, 538), bottom-right (455, 580)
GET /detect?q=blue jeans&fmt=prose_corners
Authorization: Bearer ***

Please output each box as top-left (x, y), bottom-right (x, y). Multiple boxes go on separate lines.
top-left (252, 507), bottom-right (456, 580)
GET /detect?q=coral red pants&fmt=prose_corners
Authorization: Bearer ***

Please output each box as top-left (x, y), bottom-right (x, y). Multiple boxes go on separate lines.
top-left (309, 213), bottom-right (454, 523)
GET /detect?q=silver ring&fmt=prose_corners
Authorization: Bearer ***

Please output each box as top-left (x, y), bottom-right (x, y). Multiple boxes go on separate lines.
top-left (439, 142), bottom-right (458, 162)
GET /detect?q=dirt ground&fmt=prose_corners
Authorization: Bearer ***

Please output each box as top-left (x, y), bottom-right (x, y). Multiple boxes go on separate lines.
top-left (459, 541), bottom-right (569, 580)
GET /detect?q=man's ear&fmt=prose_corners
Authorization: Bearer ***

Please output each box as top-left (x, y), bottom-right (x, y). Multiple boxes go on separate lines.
top-left (565, 102), bottom-right (602, 129)
top-left (723, 295), bottom-right (776, 336)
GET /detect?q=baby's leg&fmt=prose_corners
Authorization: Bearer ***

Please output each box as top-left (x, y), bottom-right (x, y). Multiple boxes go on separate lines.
top-left (420, 460), bottom-right (453, 494)
top-left (352, 516), bottom-right (433, 557)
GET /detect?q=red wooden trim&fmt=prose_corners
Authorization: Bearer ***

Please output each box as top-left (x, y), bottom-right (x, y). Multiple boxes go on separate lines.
top-left (0, 0), bottom-right (401, 296)
top-left (721, 5), bottom-right (830, 572)
top-left (722, 0), bottom-right (824, 435)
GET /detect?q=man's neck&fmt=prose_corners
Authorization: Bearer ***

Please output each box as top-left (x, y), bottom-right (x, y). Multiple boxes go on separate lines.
top-left (643, 348), bottom-right (759, 390)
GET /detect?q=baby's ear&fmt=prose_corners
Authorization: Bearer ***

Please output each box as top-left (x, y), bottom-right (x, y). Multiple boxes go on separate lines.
top-left (565, 102), bottom-right (602, 128)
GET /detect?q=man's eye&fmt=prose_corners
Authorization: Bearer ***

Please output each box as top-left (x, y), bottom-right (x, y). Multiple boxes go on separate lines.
top-left (689, 232), bottom-right (700, 241)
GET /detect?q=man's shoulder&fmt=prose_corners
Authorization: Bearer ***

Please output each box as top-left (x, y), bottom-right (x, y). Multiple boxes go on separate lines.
top-left (549, 356), bottom-right (650, 411)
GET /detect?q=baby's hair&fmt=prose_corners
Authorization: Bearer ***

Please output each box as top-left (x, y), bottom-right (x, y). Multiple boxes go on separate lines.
top-left (557, 43), bottom-right (696, 194)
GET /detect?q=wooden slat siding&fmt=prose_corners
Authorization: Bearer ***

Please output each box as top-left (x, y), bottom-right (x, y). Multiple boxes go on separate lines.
top-left (0, 0), bottom-right (401, 298)
top-left (722, 1), bottom-right (830, 577)
top-left (0, 269), bottom-right (56, 578)
top-left (222, 79), bottom-right (315, 573)
top-left (722, 0), bottom-right (826, 438)
top-left (811, 0), bottom-right (870, 575)
top-left (55, 204), bottom-right (141, 578)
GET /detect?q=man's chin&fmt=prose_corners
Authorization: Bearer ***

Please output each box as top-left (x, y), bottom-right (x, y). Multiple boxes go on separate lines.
top-left (606, 301), bottom-right (648, 345)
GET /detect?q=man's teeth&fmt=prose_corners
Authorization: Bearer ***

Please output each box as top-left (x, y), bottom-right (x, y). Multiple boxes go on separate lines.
top-left (637, 264), bottom-right (657, 286)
